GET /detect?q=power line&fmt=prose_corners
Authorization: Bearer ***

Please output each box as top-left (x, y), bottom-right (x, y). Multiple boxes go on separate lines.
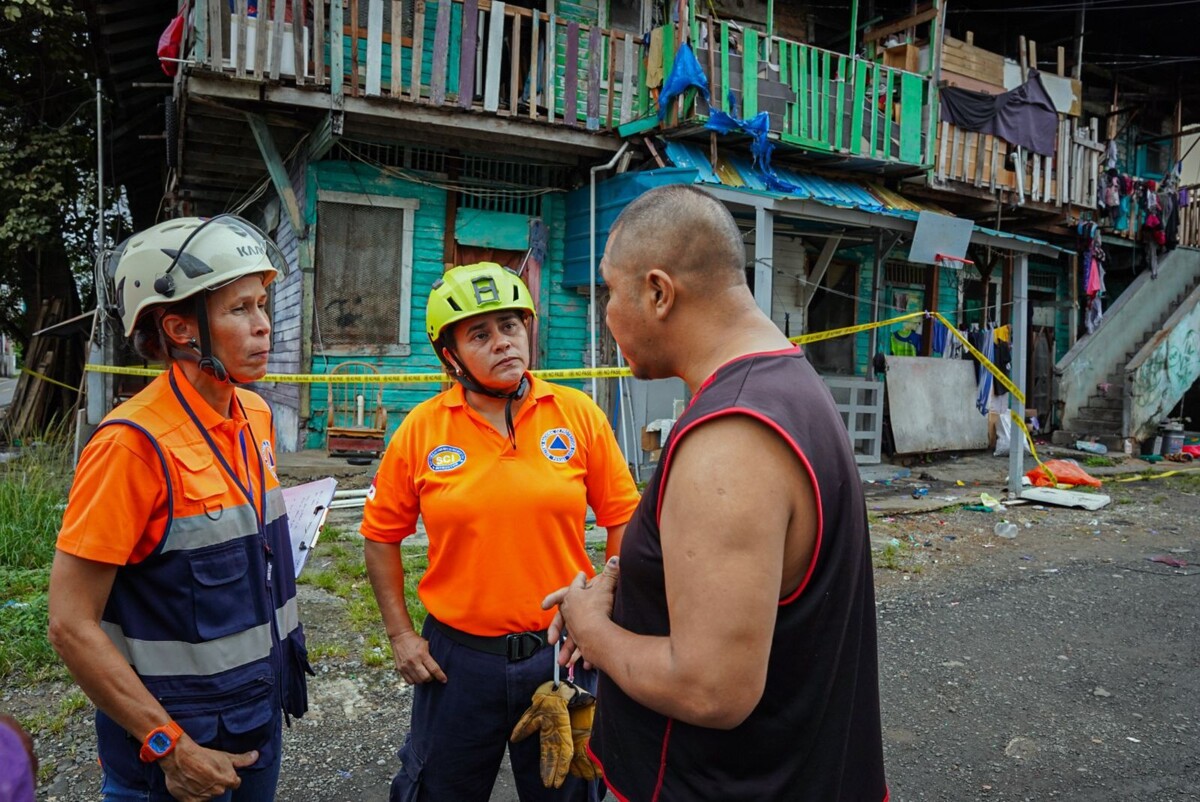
top-left (949, 0), bottom-right (1200, 12)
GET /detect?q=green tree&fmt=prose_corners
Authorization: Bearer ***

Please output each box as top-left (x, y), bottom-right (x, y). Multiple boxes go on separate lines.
top-left (0, 0), bottom-right (114, 351)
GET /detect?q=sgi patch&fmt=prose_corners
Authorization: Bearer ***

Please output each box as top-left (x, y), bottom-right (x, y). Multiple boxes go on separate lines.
top-left (428, 445), bottom-right (467, 472)
top-left (540, 428), bottom-right (577, 463)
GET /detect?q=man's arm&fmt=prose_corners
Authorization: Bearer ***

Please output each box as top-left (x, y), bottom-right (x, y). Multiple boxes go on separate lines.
top-left (561, 415), bottom-right (814, 729)
top-left (363, 539), bottom-right (446, 684)
top-left (47, 551), bottom-right (256, 802)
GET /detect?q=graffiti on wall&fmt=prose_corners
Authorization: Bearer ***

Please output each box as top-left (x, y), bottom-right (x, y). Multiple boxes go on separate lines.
top-left (1129, 301), bottom-right (1200, 439)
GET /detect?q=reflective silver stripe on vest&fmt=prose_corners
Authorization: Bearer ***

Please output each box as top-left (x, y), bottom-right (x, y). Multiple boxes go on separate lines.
top-left (161, 502), bottom-right (260, 553)
top-left (101, 619), bottom-right (273, 678)
top-left (275, 597), bottom-right (299, 638)
top-left (102, 595), bottom-right (297, 677)
top-left (265, 487), bottom-right (286, 525)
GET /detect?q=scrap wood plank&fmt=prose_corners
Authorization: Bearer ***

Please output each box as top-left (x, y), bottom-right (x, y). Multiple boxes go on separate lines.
top-left (314, 0), bottom-right (326, 84)
top-left (255, 0), bottom-right (270, 79)
top-left (586, 26), bottom-right (600, 130)
top-left (390, 0), bottom-right (404, 95)
top-left (459, 0), bottom-right (478, 107)
top-left (270, 0), bottom-right (286, 81)
top-left (482, 1), bottom-right (503, 111)
top-left (293, 0), bottom-right (306, 84)
top-left (366, 0), bottom-right (384, 95)
top-left (410, 0), bottom-right (426, 100)
top-left (431, 0), bottom-right (451, 105)
top-left (564, 21), bottom-right (579, 127)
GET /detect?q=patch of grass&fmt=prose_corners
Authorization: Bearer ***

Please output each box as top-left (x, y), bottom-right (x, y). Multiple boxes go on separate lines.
top-left (0, 429), bottom-right (74, 683)
top-left (300, 538), bottom-right (429, 669)
top-left (1084, 456), bottom-right (1117, 467)
top-left (20, 690), bottom-right (90, 738)
top-left (873, 542), bottom-right (916, 573)
top-left (1152, 494), bottom-right (1169, 504)
top-left (307, 642), bottom-right (349, 662)
top-left (1115, 497), bottom-right (1134, 505)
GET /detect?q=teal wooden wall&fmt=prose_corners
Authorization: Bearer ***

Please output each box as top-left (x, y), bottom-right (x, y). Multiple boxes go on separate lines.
top-left (302, 160), bottom-right (586, 447)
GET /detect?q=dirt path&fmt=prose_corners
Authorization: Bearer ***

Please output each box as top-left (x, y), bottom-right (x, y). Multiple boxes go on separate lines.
top-left (12, 475), bottom-right (1200, 801)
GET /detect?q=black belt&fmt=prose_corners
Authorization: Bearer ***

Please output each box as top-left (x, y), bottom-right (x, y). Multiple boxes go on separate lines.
top-left (427, 614), bottom-right (549, 662)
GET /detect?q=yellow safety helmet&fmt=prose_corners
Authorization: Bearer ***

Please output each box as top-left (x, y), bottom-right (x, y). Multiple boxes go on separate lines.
top-left (425, 262), bottom-right (536, 344)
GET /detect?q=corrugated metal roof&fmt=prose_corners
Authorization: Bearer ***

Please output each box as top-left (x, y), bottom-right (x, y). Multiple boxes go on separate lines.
top-left (661, 140), bottom-right (1063, 254)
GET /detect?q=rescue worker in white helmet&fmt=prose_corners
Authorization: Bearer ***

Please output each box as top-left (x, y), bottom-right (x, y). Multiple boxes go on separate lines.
top-left (361, 262), bottom-right (640, 801)
top-left (48, 214), bottom-right (312, 802)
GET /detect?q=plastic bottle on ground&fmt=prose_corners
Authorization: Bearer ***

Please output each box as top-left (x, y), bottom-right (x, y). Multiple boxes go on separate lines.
top-left (994, 521), bottom-right (1018, 539)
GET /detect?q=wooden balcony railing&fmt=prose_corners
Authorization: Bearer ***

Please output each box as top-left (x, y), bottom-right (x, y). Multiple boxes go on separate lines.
top-left (185, 2), bottom-right (933, 167)
top-left (189, 0), bottom-right (633, 132)
top-left (931, 117), bottom-right (1101, 210)
top-left (622, 17), bottom-right (936, 171)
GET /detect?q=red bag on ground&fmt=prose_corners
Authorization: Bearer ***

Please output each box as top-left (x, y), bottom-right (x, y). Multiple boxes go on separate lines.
top-left (158, 11), bottom-right (186, 76)
top-left (1025, 459), bottom-right (1103, 488)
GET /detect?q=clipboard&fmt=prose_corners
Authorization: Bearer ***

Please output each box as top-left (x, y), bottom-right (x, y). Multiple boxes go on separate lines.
top-left (282, 477), bottom-right (338, 578)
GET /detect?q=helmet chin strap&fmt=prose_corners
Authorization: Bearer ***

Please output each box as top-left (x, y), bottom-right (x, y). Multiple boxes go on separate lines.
top-left (169, 294), bottom-right (239, 385)
top-left (449, 353), bottom-right (528, 449)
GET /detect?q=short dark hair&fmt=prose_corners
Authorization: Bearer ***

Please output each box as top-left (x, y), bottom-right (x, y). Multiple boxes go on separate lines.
top-left (607, 185), bottom-right (745, 283)
top-left (130, 298), bottom-right (195, 363)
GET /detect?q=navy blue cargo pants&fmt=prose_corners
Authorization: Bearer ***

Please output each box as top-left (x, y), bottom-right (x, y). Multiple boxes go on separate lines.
top-left (389, 618), bottom-right (604, 802)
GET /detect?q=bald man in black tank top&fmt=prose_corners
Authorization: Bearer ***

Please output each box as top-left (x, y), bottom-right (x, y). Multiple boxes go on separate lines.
top-left (544, 185), bottom-right (888, 801)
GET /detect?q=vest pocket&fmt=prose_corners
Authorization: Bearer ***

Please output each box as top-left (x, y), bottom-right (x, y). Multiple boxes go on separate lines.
top-left (176, 447), bottom-right (226, 502)
top-left (189, 542), bottom-right (255, 640)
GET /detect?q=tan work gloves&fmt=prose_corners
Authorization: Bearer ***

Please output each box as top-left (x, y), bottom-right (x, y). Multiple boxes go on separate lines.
top-left (510, 680), bottom-right (601, 788)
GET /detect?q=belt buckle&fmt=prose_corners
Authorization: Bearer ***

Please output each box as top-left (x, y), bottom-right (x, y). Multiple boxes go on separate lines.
top-left (506, 631), bottom-right (544, 662)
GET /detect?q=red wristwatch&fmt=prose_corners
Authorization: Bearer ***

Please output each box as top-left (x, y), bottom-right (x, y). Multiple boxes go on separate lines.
top-left (139, 720), bottom-right (184, 763)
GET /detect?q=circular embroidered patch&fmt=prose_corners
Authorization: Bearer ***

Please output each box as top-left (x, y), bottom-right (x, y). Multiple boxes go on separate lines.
top-left (540, 428), bottom-right (577, 463)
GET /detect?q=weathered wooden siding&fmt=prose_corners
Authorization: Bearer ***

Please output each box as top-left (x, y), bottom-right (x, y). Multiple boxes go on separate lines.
top-left (300, 159), bottom-right (586, 447)
top-left (539, 192), bottom-right (587, 392)
top-left (256, 153), bottom-right (308, 452)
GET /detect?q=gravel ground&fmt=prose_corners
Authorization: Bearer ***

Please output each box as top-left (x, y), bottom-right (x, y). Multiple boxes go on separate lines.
top-left (9, 473), bottom-right (1199, 801)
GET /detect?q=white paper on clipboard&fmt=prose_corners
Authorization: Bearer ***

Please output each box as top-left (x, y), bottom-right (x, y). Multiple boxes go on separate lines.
top-left (283, 477), bottom-right (338, 578)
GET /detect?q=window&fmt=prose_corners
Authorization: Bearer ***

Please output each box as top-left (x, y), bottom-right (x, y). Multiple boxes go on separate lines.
top-left (315, 192), bottom-right (419, 355)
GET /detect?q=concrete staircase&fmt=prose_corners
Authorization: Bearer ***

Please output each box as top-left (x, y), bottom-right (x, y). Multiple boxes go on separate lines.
top-left (1056, 247), bottom-right (1200, 448)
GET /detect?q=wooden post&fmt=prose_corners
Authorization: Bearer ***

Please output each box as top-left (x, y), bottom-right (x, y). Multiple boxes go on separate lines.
top-left (529, 11), bottom-right (540, 118)
top-left (508, 11), bottom-right (521, 113)
top-left (482, 2), bottom-right (503, 111)
top-left (366, 0), bottom-right (383, 95)
top-left (848, 0), bottom-right (858, 57)
top-left (255, 0), bottom-right (270, 79)
top-left (391, 0), bottom-right (404, 95)
top-left (349, 0), bottom-right (359, 95)
top-left (234, 0), bottom-right (247, 78)
top-left (1018, 35), bottom-right (1027, 81)
top-left (293, 0), bottom-right (306, 84)
top-left (431, 0), bottom-right (451, 105)
top-left (459, 0), bottom-right (479, 107)
top-left (411, 0), bottom-right (426, 100)
top-left (1056, 45), bottom-right (1065, 77)
top-left (331, 0), bottom-right (344, 98)
top-left (271, 0), bottom-right (286, 81)
top-left (315, 0), bottom-right (327, 85)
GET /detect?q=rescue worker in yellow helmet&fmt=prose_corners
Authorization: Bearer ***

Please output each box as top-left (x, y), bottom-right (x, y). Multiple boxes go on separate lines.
top-left (361, 262), bottom-right (640, 801)
top-left (48, 215), bottom-right (311, 802)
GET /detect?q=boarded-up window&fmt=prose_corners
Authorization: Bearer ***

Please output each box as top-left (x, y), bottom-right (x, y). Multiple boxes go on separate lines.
top-left (315, 192), bottom-right (419, 353)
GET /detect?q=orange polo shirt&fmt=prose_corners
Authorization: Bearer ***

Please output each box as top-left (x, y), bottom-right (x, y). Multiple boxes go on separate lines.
top-left (57, 364), bottom-right (279, 566)
top-left (361, 376), bottom-right (640, 636)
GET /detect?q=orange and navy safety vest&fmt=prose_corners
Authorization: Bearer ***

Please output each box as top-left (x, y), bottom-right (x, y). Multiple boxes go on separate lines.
top-left (87, 368), bottom-right (310, 788)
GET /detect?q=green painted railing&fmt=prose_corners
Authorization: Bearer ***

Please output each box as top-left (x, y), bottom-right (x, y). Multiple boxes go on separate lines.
top-left (623, 19), bottom-right (934, 170)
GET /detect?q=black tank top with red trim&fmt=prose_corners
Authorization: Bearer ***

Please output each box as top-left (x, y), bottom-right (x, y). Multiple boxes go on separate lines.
top-left (590, 347), bottom-right (886, 801)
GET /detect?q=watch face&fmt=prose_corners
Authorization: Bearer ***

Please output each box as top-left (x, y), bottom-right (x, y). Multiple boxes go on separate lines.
top-left (149, 731), bottom-right (173, 755)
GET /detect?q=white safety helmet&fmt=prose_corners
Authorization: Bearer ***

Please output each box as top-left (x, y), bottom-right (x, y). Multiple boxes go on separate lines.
top-left (113, 214), bottom-right (286, 337)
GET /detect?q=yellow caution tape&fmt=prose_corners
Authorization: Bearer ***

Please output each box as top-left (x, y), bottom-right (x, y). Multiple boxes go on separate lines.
top-left (82, 310), bottom-right (1027, 408)
top-left (85, 363), bottom-right (634, 384)
top-left (21, 366), bottom-right (82, 393)
top-left (1114, 466), bottom-right (1200, 482)
top-left (788, 311), bottom-right (926, 346)
top-left (932, 312), bottom-right (1024, 404)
